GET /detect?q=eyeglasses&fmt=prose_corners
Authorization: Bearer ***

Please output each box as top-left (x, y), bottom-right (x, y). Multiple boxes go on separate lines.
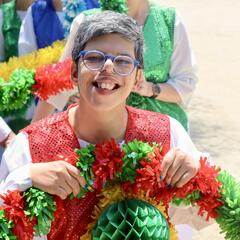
top-left (77, 50), bottom-right (140, 76)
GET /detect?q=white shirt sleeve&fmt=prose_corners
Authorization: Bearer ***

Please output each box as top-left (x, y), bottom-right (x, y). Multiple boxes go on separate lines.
top-left (0, 117), bottom-right (11, 143)
top-left (169, 116), bottom-right (213, 230)
top-left (168, 12), bottom-right (198, 107)
top-left (18, 7), bottom-right (38, 56)
top-left (0, 132), bottom-right (32, 195)
top-left (170, 116), bottom-right (201, 160)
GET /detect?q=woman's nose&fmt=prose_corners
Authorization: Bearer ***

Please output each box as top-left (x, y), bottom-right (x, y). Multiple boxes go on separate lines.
top-left (101, 58), bottom-right (114, 72)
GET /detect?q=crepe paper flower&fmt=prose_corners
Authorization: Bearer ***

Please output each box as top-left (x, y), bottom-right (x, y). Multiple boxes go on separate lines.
top-left (0, 69), bottom-right (35, 113)
top-left (93, 139), bottom-right (124, 190)
top-left (24, 188), bottom-right (56, 236)
top-left (0, 41), bottom-right (64, 82)
top-left (33, 58), bottom-right (74, 100)
top-left (133, 151), bottom-right (165, 197)
top-left (0, 209), bottom-right (15, 239)
top-left (75, 144), bottom-right (95, 183)
top-left (216, 171), bottom-right (240, 239)
top-left (121, 140), bottom-right (155, 182)
top-left (0, 190), bottom-right (35, 240)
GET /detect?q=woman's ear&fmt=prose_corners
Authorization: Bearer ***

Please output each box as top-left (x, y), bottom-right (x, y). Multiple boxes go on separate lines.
top-left (133, 68), bottom-right (143, 91)
top-left (71, 62), bottom-right (78, 85)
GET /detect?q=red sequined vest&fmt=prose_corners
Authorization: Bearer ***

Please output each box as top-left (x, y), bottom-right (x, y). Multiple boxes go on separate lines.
top-left (23, 106), bottom-right (170, 239)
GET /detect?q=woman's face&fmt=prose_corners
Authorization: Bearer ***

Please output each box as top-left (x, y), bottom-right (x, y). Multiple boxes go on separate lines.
top-left (73, 34), bottom-right (141, 112)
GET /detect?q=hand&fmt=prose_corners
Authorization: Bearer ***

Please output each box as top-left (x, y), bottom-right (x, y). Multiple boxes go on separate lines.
top-left (161, 148), bottom-right (199, 188)
top-left (0, 131), bottom-right (15, 148)
top-left (132, 74), bottom-right (153, 97)
top-left (30, 161), bottom-right (86, 199)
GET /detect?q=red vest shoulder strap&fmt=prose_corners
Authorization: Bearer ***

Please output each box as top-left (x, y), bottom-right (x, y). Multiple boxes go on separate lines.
top-left (23, 111), bottom-right (79, 163)
top-left (125, 106), bottom-right (170, 150)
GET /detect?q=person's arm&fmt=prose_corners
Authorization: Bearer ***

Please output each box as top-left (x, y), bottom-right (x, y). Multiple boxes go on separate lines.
top-left (133, 12), bottom-right (198, 107)
top-left (18, 7), bottom-right (38, 56)
top-left (0, 133), bottom-right (32, 194)
top-left (0, 117), bottom-right (15, 148)
top-left (0, 132), bottom-right (85, 199)
top-left (167, 12), bottom-right (198, 107)
top-left (167, 117), bottom-right (214, 230)
top-left (31, 100), bottom-right (56, 123)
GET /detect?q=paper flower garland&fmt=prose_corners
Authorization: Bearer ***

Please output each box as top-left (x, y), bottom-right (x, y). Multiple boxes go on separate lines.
top-left (0, 58), bottom-right (73, 115)
top-left (0, 139), bottom-right (240, 239)
top-left (0, 41), bottom-right (65, 82)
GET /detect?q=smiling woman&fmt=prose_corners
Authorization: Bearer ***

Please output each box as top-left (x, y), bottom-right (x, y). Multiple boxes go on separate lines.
top-left (70, 28), bottom-right (143, 117)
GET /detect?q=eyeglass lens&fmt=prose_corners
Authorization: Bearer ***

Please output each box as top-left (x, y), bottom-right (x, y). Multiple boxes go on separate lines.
top-left (83, 51), bottom-right (136, 76)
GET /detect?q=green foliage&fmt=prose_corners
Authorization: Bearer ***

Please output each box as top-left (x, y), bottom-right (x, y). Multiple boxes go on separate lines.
top-left (24, 188), bottom-right (56, 236)
top-left (99, 0), bottom-right (128, 13)
top-left (216, 171), bottom-right (240, 240)
top-left (121, 140), bottom-right (155, 182)
top-left (0, 209), bottom-right (16, 240)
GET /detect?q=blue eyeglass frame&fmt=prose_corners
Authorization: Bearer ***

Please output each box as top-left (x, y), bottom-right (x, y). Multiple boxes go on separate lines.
top-left (77, 50), bottom-right (141, 72)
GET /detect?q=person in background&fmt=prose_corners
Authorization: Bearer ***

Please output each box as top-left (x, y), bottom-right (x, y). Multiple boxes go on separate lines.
top-left (0, 11), bottom-right (209, 239)
top-left (0, 0), bottom-right (31, 61)
top-left (32, 0), bottom-right (197, 131)
top-left (18, 0), bottom-right (100, 56)
top-left (18, 0), bottom-right (64, 56)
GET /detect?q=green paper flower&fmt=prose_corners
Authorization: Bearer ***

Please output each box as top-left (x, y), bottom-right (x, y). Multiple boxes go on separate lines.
top-left (0, 209), bottom-right (16, 240)
top-left (24, 188), bottom-right (56, 236)
top-left (216, 171), bottom-right (240, 240)
top-left (74, 144), bottom-right (95, 198)
top-left (0, 69), bottom-right (35, 112)
top-left (100, 0), bottom-right (128, 14)
top-left (121, 140), bottom-right (155, 182)
top-left (92, 199), bottom-right (169, 240)
top-left (172, 191), bottom-right (201, 206)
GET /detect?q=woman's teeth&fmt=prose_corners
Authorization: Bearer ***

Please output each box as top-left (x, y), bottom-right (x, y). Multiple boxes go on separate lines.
top-left (97, 82), bottom-right (115, 90)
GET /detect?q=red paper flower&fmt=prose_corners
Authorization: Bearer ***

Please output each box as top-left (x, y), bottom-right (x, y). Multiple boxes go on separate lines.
top-left (197, 195), bottom-right (223, 220)
top-left (0, 190), bottom-right (36, 240)
top-left (33, 58), bottom-right (74, 100)
top-left (92, 139), bottom-right (124, 190)
top-left (122, 147), bottom-right (165, 196)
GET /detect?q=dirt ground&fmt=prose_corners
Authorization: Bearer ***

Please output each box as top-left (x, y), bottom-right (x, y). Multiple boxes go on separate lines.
top-left (155, 0), bottom-right (240, 239)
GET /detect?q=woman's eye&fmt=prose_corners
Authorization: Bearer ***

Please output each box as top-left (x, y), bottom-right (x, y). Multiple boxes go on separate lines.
top-left (116, 59), bottom-right (132, 65)
top-left (85, 55), bottom-right (103, 62)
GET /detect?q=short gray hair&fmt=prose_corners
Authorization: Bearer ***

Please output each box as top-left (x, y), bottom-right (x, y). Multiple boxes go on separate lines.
top-left (72, 11), bottom-right (144, 67)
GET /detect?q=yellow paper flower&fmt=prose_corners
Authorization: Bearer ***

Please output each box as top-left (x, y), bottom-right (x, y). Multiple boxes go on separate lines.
top-left (0, 41), bottom-right (65, 82)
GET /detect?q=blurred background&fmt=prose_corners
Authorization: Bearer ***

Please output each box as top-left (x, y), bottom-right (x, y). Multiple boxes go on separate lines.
top-left (158, 0), bottom-right (240, 239)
